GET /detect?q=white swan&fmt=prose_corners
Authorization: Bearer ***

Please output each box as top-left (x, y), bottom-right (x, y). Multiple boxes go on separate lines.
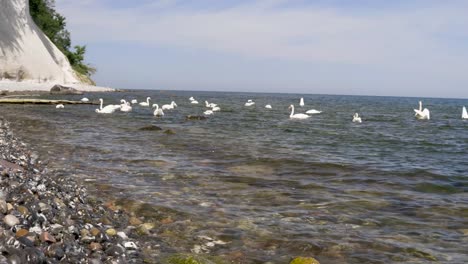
top-left (462, 106), bottom-right (468, 119)
top-left (352, 113), bottom-right (362, 123)
top-left (56, 104), bottom-right (64, 109)
top-left (80, 98), bottom-right (89, 102)
top-left (96, 99), bottom-right (116, 114)
top-left (204, 110), bottom-right (214, 115)
top-left (131, 99), bottom-right (138, 104)
top-left (299, 97), bottom-right (304, 107)
top-left (153, 104), bottom-right (164, 116)
top-left (306, 109), bottom-right (322, 114)
top-left (265, 104), bottom-right (272, 109)
top-left (205, 101), bottom-right (217, 108)
top-left (189, 97), bottom-right (195, 101)
top-left (191, 100), bottom-right (199, 104)
top-left (211, 106), bottom-right (221, 112)
top-left (139, 97), bottom-right (151, 107)
top-left (162, 101), bottom-right (177, 110)
top-left (245, 100), bottom-right (255, 106)
top-left (120, 100), bottom-right (132, 112)
top-left (414, 101), bottom-right (430, 120)
top-left (289, 105), bottom-right (310, 119)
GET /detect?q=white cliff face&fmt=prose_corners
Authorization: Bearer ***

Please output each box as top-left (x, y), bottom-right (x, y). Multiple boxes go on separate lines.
top-left (0, 0), bottom-right (79, 83)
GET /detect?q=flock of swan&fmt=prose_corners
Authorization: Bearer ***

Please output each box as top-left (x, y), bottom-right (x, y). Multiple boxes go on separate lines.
top-left (53, 96), bottom-right (468, 122)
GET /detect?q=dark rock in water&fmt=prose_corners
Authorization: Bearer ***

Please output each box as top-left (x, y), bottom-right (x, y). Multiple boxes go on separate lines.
top-left (139, 125), bottom-right (163, 131)
top-left (186, 115), bottom-right (207, 120)
top-left (164, 129), bottom-right (176, 135)
top-left (50, 84), bottom-right (83, 95)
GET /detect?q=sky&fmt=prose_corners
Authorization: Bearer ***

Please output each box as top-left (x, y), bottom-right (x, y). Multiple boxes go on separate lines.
top-left (55, 0), bottom-right (468, 98)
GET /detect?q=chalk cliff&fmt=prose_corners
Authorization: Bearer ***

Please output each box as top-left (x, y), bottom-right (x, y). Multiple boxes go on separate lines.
top-left (0, 0), bottom-right (79, 83)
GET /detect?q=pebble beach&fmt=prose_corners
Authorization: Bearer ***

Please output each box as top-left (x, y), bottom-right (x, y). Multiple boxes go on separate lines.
top-left (0, 118), bottom-right (146, 263)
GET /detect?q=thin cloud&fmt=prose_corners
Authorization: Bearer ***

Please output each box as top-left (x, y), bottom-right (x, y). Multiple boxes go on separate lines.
top-left (56, 0), bottom-right (468, 69)
top-left (55, 0), bottom-right (468, 97)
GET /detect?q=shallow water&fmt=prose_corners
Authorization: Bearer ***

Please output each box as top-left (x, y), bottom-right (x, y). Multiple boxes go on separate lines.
top-left (2, 90), bottom-right (468, 263)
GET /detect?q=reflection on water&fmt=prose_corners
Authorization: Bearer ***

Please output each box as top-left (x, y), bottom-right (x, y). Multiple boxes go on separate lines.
top-left (2, 90), bottom-right (468, 263)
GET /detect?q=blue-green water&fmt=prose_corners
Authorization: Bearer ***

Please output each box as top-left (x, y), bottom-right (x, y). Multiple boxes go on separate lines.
top-left (2, 90), bottom-right (468, 263)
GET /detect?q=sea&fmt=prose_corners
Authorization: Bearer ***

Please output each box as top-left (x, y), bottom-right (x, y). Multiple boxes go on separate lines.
top-left (1, 90), bottom-right (467, 263)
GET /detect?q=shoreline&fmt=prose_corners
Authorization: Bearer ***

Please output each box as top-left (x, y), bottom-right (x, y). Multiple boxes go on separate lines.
top-left (0, 80), bottom-right (115, 93)
top-left (0, 118), bottom-right (148, 263)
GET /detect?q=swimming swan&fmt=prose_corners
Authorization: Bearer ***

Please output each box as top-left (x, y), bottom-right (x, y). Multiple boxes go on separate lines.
top-left (191, 100), bottom-right (199, 104)
top-left (96, 99), bottom-right (116, 114)
top-left (56, 104), bottom-right (64, 109)
top-left (299, 97), bottom-right (304, 107)
top-left (162, 101), bottom-right (177, 110)
top-left (120, 100), bottom-right (132, 112)
top-left (306, 109), bottom-right (322, 114)
top-left (131, 99), bottom-right (138, 104)
top-left (80, 98), bottom-right (89, 102)
top-left (205, 101), bottom-right (217, 108)
top-left (204, 110), bottom-right (214, 115)
top-left (153, 104), bottom-right (164, 116)
top-left (139, 97), bottom-right (151, 107)
top-left (245, 100), bottom-right (255, 107)
top-left (462, 106), bottom-right (468, 119)
top-left (289, 105), bottom-right (310, 119)
top-left (265, 104), bottom-right (272, 109)
top-left (414, 101), bottom-right (430, 120)
top-left (352, 113), bottom-right (362, 123)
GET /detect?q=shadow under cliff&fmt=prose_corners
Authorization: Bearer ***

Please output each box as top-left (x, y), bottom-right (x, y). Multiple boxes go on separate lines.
top-left (0, 0), bottom-right (26, 57)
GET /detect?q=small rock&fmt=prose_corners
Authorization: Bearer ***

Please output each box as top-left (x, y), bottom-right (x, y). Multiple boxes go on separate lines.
top-left (105, 228), bottom-right (117, 236)
top-left (89, 242), bottom-right (102, 251)
top-left (38, 202), bottom-right (50, 213)
top-left (29, 226), bottom-right (42, 234)
top-left (46, 244), bottom-right (65, 260)
top-left (124, 241), bottom-right (138, 250)
top-left (136, 223), bottom-right (154, 236)
top-left (80, 228), bottom-right (90, 237)
top-left (129, 217), bottom-right (142, 226)
top-left (90, 227), bottom-right (101, 237)
top-left (117, 231), bottom-right (128, 240)
top-left (40, 232), bottom-right (56, 243)
top-left (0, 199), bottom-right (8, 214)
top-left (105, 245), bottom-right (125, 257)
top-left (15, 228), bottom-right (29, 238)
top-left (4, 214), bottom-right (19, 227)
top-left (6, 203), bottom-right (13, 211)
top-left (17, 205), bottom-right (29, 216)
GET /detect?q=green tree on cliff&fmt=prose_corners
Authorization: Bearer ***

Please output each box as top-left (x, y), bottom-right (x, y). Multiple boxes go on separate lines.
top-left (29, 0), bottom-right (96, 79)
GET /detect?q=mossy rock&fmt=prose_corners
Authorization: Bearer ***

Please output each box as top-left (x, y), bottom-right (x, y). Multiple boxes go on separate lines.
top-left (289, 257), bottom-right (320, 264)
top-left (163, 254), bottom-right (225, 264)
top-left (404, 248), bottom-right (437, 261)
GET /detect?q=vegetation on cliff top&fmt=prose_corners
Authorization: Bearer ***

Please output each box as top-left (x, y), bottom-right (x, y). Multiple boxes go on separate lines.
top-left (29, 0), bottom-right (96, 82)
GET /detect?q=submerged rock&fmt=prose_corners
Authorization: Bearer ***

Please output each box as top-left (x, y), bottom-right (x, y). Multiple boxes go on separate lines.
top-left (289, 257), bottom-right (320, 264)
top-left (139, 125), bottom-right (163, 131)
top-left (185, 115), bottom-right (207, 120)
